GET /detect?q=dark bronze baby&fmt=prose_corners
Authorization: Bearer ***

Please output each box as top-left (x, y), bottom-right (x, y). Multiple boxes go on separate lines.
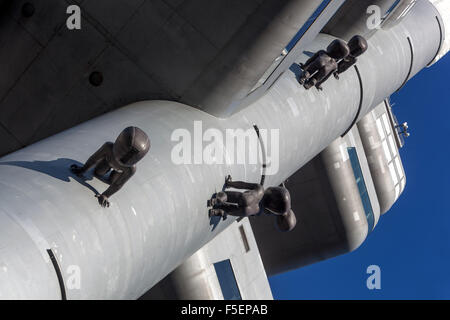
top-left (71, 126), bottom-right (150, 208)
top-left (209, 176), bottom-right (297, 232)
top-left (298, 39), bottom-right (351, 91)
top-left (334, 35), bottom-right (368, 78)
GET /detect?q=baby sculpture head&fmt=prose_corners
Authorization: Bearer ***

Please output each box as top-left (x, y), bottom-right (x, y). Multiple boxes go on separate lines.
top-left (263, 187), bottom-right (297, 232)
top-left (113, 127), bottom-right (150, 167)
top-left (347, 35), bottom-right (368, 58)
top-left (326, 39), bottom-right (351, 60)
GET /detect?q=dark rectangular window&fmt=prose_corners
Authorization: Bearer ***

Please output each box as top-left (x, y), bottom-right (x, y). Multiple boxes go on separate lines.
top-left (239, 225), bottom-right (250, 252)
top-left (347, 147), bottom-right (375, 233)
top-left (213, 260), bottom-right (242, 300)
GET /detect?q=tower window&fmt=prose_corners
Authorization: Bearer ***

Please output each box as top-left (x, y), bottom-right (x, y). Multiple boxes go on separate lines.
top-left (239, 225), bottom-right (250, 253)
top-left (213, 260), bottom-right (242, 300)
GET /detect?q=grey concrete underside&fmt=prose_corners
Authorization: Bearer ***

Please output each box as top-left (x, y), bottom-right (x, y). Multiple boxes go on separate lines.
top-left (0, 0), bottom-right (339, 156)
top-left (322, 0), bottom-right (400, 40)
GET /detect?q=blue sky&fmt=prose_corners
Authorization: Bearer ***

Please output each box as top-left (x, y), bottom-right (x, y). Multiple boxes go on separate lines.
top-left (269, 53), bottom-right (450, 300)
